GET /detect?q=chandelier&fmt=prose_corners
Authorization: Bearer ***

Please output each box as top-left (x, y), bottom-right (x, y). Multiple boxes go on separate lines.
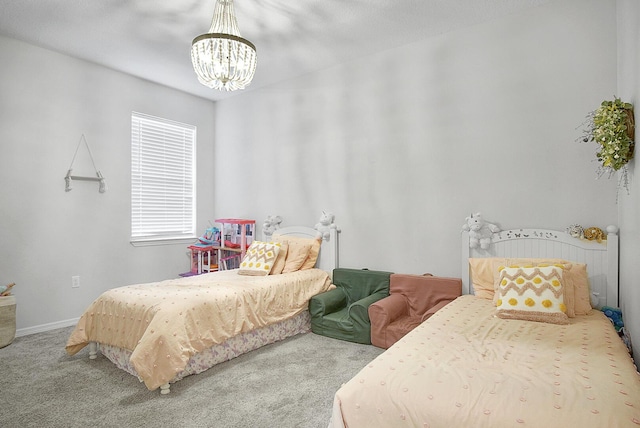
top-left (191, 0), bottom-right (257, 91)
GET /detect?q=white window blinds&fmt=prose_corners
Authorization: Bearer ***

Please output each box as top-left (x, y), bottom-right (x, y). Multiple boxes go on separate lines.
top-left (131, 112), bottom-right (196, 242)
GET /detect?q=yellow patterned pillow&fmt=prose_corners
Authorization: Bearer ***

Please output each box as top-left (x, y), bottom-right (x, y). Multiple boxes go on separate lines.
top-left (491, 258), bottom-right (582, 317)
top-left (495, 265), bottom-right (569, 325)
top-left (238, 241), bottom-right (281, 276)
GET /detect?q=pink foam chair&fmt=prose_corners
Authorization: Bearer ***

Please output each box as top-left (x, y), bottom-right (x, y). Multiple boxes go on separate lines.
top-left (368, 274), bottom-right (462, 349)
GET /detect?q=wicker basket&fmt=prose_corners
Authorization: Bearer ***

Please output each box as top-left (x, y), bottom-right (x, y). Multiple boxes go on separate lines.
top-left (625, 107), bottom-right (635, 161)
top-left (0, 295), bottom-right (16, 348)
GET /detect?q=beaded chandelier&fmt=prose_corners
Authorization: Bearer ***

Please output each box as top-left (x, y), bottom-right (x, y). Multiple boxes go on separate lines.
top-left (191, 0), bottom-right (257, 91)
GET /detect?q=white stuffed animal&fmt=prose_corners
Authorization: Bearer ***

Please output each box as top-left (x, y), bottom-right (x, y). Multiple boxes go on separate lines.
top-left (565, 224), bottom-right (584, 239)
top-left (314, 211), bottom-right (336, 241)
top-left (462, 212), bottom-right (500, 250)
top-left (262, 215), bottom-right (282, 240)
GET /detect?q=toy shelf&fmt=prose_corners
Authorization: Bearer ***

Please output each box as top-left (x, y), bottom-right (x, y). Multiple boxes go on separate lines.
top-left (180, 218), bottom-right (255, 277)
top-left (215, 218), bottom-right (255, 262)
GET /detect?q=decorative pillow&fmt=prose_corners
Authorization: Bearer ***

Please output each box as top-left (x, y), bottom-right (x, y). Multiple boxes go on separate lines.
top-left (495, 265), bottom-right (569, 325)
top-left (237, 241), bottom-right (281, 276)
top-left (497, 258), bottom-right (592, 317)
top-left (269, 242), bottom-right (288, 275)
top-left (492, 261), bottom-right (575, 318)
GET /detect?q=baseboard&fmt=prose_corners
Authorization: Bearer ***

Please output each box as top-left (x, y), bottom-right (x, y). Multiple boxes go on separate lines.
top-left (16, 317), bottom-right (79, 337)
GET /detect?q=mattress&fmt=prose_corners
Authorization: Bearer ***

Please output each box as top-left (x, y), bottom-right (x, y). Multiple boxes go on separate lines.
top-left (330, 295), bottom-right (640, 428)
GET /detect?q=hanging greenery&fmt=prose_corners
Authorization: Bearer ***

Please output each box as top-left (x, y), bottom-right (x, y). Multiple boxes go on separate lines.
top-left (579, 97), bottom-right (635, 192)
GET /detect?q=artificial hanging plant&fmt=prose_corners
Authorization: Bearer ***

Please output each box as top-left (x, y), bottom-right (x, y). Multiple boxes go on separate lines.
top-left (579, 97), bottom-right (635, 191)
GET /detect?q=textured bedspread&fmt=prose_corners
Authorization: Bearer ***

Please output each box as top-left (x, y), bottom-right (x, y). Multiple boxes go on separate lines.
top-left (66, 268), bottom-right (330, 390)
top-left (330, 295), bottom-right (640, 428)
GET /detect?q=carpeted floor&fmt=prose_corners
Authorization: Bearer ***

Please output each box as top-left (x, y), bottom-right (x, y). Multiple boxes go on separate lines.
top-left (0, 327), bottom-right (383, 428)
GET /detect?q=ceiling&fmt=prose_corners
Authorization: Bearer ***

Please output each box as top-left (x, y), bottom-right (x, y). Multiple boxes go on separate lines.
top-left (0, 0), bottom-right (551, 102)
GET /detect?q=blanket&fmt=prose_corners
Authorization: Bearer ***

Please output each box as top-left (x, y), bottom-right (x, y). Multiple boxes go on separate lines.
top-left (66, 269), bottom-right (331, 390)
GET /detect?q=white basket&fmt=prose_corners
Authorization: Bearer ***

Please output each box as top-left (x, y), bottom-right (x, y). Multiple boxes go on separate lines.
top-left (0, 295), bottom-right (16, 348)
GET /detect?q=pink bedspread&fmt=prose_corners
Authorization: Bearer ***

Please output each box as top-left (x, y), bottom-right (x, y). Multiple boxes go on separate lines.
top-left (66, 269), bottom-right (330, 390)
top-left (331, 295), bottom-right (640, 428)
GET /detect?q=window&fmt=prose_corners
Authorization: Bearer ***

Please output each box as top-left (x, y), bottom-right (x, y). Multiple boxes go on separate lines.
top-left (131, 112), bottom-right (196, 243)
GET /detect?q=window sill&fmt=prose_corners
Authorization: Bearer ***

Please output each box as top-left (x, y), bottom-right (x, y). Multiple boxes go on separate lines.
top-left (130, 237), bottom-right (197, 247)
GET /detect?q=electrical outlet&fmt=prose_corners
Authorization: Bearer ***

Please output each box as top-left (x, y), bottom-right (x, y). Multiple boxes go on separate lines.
top-left (72, 276), bottom-right (80, 288)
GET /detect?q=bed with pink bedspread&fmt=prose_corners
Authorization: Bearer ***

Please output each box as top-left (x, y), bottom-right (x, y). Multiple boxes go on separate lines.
top-left (329, 225), bottom-right (640, 427)
top-left (66, 224), bottom-right (338, 394)
top-left (331, 295), bottom-right (639, 427)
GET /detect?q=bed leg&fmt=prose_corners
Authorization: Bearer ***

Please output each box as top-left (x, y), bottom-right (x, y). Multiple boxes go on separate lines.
top-left (89, 342), bottom-right (98, 360)
top-left (160, 383), bottom-right (171, 395)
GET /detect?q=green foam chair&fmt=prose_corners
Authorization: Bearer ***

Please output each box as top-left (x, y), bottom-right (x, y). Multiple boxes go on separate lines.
top-left (309, 268), bottom-right (392, 344)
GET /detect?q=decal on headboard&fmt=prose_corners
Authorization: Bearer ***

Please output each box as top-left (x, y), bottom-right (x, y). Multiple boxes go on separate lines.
top-left (499, 229), bottom-right (559, 240)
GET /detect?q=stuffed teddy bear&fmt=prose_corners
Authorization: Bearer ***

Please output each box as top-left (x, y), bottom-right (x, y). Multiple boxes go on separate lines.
top-left (315, 211), bottom-right (336, 241)
top-left (462, 213), bottom-right (500, 250)
top-left (583, 226), bottom-right (605, 243)
top-left (565, 224), bottom-right (584, 239)
top-left (262, 215), bottom-right (282, 241)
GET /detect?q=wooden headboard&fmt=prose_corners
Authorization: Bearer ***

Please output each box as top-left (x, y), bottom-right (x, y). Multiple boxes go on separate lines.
top-left (270, 226), bottom-right (339, 275)
top-left (461, 226), bottom-right (619, 308)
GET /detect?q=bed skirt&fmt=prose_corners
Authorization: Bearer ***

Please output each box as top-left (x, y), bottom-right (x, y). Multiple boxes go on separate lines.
top-left (99, 310), bottom-right (311, 385)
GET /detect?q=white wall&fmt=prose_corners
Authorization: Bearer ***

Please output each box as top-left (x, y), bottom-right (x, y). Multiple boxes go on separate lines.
top-left (0, 36), bottom-right (216, 333)
top-left (617, 0), bottom-right (640, 365)
top-left (215, 0), bottom-right (618, 277)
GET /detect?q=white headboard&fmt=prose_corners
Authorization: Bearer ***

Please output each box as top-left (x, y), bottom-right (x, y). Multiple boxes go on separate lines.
top-left (461, 226), bottom-right (619, 308)
top-left (269, 226), bottom-right (339, 275)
